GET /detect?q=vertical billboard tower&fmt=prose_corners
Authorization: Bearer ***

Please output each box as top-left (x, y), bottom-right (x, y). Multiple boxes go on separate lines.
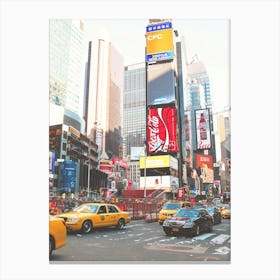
top-left (143, 19), bottom-right (185, 196)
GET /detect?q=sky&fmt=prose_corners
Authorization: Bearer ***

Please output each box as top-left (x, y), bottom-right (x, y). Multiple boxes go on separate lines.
top-left (84, 18), bottom-right (230, 113)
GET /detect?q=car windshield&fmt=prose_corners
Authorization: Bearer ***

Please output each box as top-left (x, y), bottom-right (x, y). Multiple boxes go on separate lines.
top-left (206, 207), bottom-right (214, 214)
top-left (175, 209), bottom-right (199, 218)
top-left (73, 204), bottom-right (98, 213)
top-left (163, 203), bottom-right (181, 210)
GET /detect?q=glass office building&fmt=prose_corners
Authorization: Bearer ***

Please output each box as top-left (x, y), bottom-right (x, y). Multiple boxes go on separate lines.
top-left (49, 19), bottom-right (86, 131)
top-left (123, 63), bottom-right (146, 159)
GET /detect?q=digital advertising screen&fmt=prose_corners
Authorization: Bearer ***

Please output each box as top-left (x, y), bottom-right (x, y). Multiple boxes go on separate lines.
top-left (147, 107), bottom-right (178, 154)
top-left (195, 108), bottom-right (211, 149)
top-left (146, 21), bottom-right (174, 63)
top-left (147, 62), bottom-right (176, 106)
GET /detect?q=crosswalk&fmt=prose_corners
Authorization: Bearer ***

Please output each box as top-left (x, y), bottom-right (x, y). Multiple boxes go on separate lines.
top-left (124, 222), bottom-right (231, 256)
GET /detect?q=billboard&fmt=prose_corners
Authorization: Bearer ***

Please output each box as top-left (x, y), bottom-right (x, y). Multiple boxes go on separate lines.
top-left (49, 151), bottom-right (55, 174)
top-left (147, 107), bottom-right (178, 154)
top-left (61, 160), bottom-right (77, 193)
top-left (195, 109), bottom-right (211, 149)
top-left (185, 111), bottom-right (191, 150)
top-left (139, 155), bottom-right (178, 169)
top-left (130, 147), bottom-right (145, 161)
top-left (147, 62), bottom-right (176, 106)
top-left (139, 175), bottom-right (178, 192)
top-left (146, 22), bottom-right (174, 63)
top-left (196, 154), bottom-right (214, 184)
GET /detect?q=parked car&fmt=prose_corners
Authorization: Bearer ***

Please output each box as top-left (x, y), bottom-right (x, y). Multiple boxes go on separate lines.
top-left (55, 203), bottom-right (131, 234)
top-left (162, 208), bottom-right (213, 237)
top-left (158, 201), bottom-right (191, 225)
top-left (206, 206), bottom-right (222, 224)
top-left (49, 215), bottom-right (67, 256)
top-left (221, 205), bottom-right (231, 219)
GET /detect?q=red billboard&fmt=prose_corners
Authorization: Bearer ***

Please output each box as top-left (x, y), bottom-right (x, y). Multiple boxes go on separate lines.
top-left (195, 109), bottom-right (211, 149)
top-left (147, 107), bottom-right (178, 154)
top-left (196, 154), bottom-right (214, 184)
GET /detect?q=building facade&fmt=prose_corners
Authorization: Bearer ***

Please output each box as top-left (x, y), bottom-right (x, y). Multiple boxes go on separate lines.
top-left (84, 39), bottom-right (124, 159)
top-left (49, 124), bottom-right (107, 197)
top-left (49, 19), bottom-right (86, 132)
top-left (123, 63), bottom-right (146, 158)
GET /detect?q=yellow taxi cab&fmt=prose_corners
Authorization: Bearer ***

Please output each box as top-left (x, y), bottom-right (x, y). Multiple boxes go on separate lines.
top-left (55, 203), bottom-right (131, 234)
top-left (158, 201), bottom-right (191, 225)
top-left (221, 205), bottom-right (231, 219)
top-left (49, 215), bottom-right (67, 256)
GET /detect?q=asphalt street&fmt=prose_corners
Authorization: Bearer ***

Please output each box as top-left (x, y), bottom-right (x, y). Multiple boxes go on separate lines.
top-left (50, 218), bottom-right (230, 263)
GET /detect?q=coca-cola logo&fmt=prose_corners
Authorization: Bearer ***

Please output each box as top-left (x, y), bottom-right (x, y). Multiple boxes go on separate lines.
top-left (147, 107), bottom-right (178, 154)
top-left (198, 140), bottom-right (211, 149)
top-left (148, 115), bottom-right (166, 153)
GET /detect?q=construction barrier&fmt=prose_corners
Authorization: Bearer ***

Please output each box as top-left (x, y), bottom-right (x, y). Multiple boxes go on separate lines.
top-left (49, 197), bottom-right (162, 222)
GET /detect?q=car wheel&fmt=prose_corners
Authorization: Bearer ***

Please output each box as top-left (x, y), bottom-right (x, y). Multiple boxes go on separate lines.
top-left (163, 227), bottom-right (172, 236)
top-left (194, 225), bottom-right (200, 236)
top-left (81, 220), bottom-right (92, 234)
top-left (117, 218), bottom-right (125, 229)
top-left (49, 236), bottom-right (54, 256)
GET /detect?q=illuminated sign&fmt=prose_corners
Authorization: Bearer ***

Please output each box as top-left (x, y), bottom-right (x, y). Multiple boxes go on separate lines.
top-left (139, 155), bottom-right (177, 169)
top-left (147, 107), bottom-right (178, 154)
top-left (196, 154), bottom-right (214, 184)
top-left (147, 62), bottom-right (176, 106)
top-left (146, 22), bottom-right (174, 63)
top-left (139, 175), bottom-right (176, 192)
top-left (195, 109), bottom-right (211, 149)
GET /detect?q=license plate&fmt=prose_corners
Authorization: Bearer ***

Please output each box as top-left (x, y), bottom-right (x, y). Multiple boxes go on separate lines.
top-left (172, 227), bottom-right (179, 232)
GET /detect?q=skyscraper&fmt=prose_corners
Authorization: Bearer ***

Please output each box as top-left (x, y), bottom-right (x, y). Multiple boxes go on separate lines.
top-left (84, 37), bottom-right (124, 159)
top-left (123, 63), bottom-right (146, 159)
top-left (187, 57), bottom-right (217, 177)
top-left (188, 58), bottom-right (212, 107)
top-left (49, 19), bottom-right (86, 131)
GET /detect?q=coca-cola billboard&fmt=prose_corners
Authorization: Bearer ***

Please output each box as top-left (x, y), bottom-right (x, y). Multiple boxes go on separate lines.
top-left (147, 107), bottom-right (178, 154)
top-left (195, 109), bottom-right (211, 149)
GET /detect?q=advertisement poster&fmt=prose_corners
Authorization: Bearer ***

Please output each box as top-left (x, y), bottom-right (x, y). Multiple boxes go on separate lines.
top-left (185, 111), bottom-right (191, 150)
top-left (147, 62), bottom-right (176, 106)
top-left (140, 175), bottom-right (177, 192)
top-left (146, 21), bottom-right (174, 63)
top-left (195, 108), bottom-right (211, 149)
top-left (196, 154), bottom-right (214, 184)
top-left (49, 151), bottom-right (55, 174)
top-left (147, 107), bottom-right (178, 154)
top-left (61, 160), bottom-right (77, 193)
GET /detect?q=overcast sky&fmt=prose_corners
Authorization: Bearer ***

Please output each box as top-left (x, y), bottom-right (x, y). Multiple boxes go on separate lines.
top-left (84, 18), bottom-right (230, 113)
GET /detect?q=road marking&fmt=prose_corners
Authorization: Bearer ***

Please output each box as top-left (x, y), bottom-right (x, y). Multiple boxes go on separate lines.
top-left (210, 234), bottom-right (230, 245)
top-left (128, 233), bottom-right (144, 237)
top-left (143, 236), bottom-right (162, 242)
top-left (213, 246), bottom-right (230, 255)
top-left (145, 244), bottom-right (208, 254)
top-left (193, 233), bottom-right (216, 241)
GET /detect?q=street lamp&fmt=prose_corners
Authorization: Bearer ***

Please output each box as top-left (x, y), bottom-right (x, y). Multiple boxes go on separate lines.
top-left (143, 141), bottom-right (148, 198)
top-left (144, 156), bottom-right (147, 198)
top-left (86, 146), bottom-right (91, 198)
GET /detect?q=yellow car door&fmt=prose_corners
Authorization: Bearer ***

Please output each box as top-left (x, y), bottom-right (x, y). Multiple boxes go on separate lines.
top-left (96, 205), bottom-right (111, 227)
top-left (107, 204), bottom-right (121, 226)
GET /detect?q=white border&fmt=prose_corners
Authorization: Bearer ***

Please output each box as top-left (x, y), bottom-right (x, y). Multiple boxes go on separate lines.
top-left (1, 1), bottom-right (279, 280)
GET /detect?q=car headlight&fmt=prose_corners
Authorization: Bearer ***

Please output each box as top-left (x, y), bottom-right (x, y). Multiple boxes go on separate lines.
top-left (183, 222), bottom-right (194, 228)
top-left (163, 219), bottom-right (169, 226)
top-left (67, 218), bottom-right (80, 223)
